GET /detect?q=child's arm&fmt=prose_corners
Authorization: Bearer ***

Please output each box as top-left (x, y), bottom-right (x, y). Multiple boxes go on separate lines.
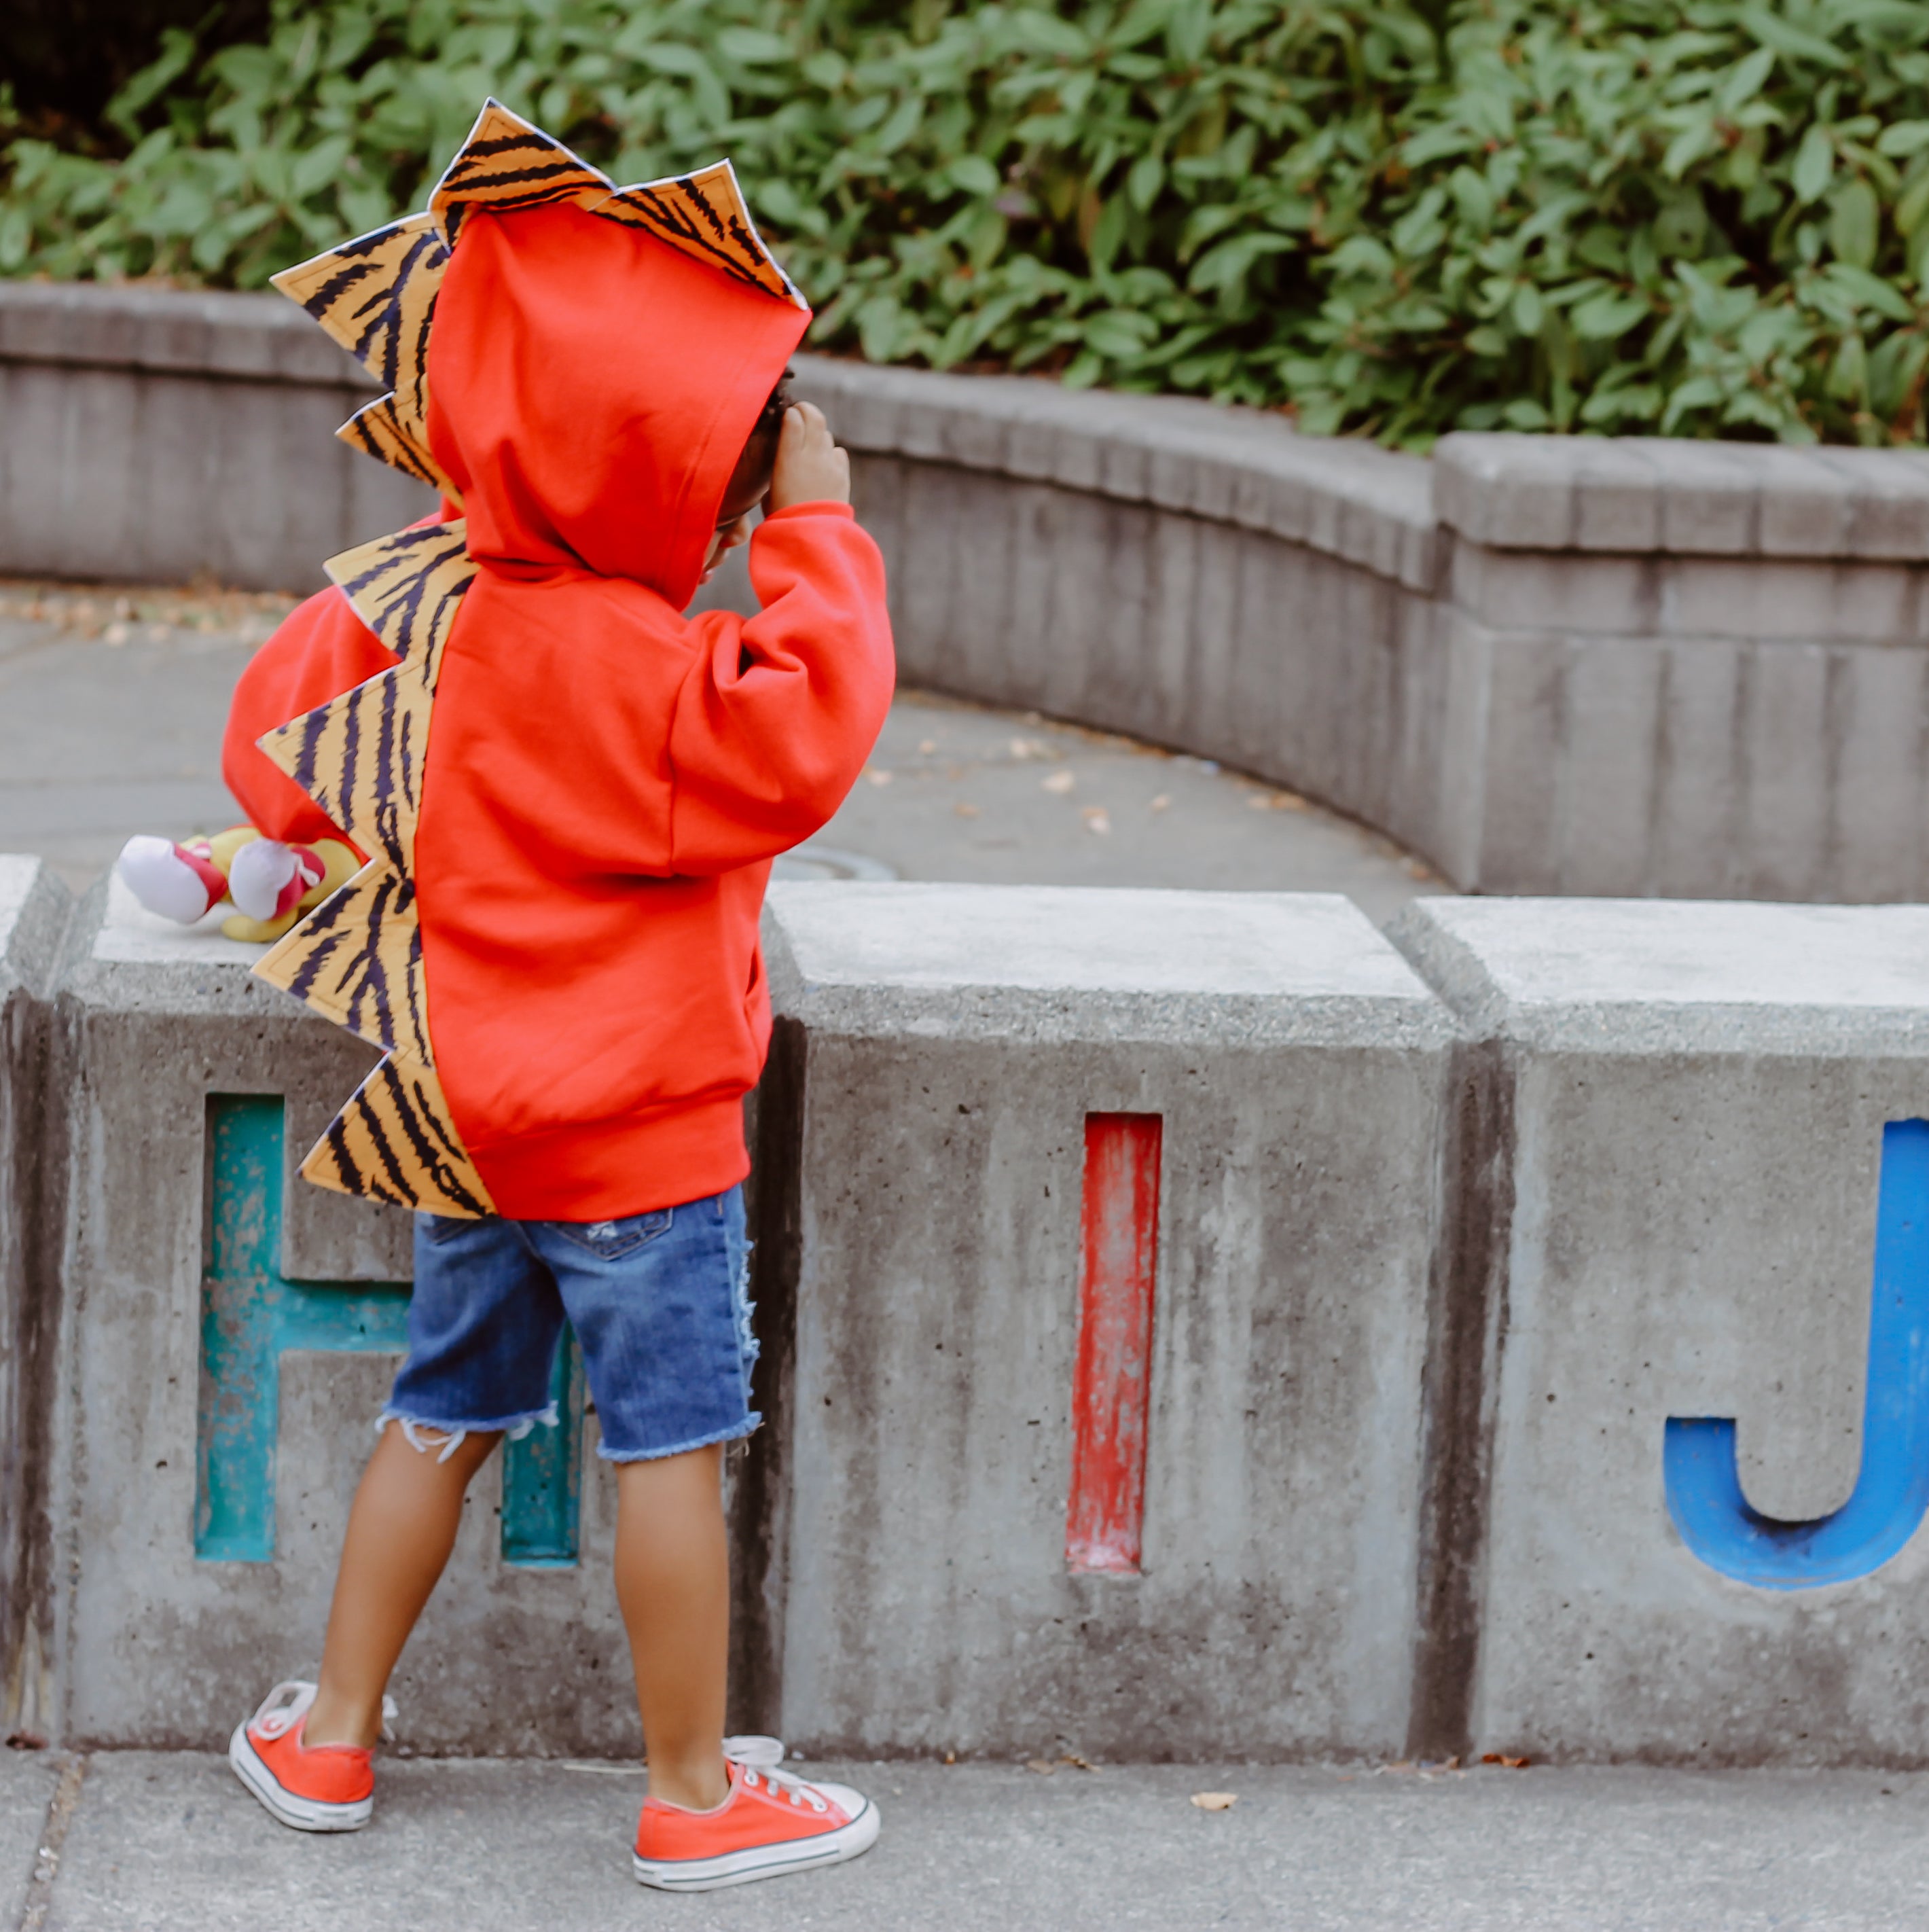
top-left (662, 406), bottom-right (895, 872)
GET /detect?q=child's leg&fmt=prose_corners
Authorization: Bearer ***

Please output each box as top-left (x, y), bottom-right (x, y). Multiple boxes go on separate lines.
top-left (615, 1444), bottom-right (731, 1811)
top-left (304, 1423), bottom-right (503, 1748)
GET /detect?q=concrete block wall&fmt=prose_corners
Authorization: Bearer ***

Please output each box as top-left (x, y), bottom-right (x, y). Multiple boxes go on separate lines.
top-left (755, 883), bottom-right (1458, 1761)
top-left (38, 880), bottom-right (639, 1753)
top-left (7, 281), bottom-right (1929, 900)
top-left (7, 864), bottom-right (1929, 1761)
top-left (1388, 897), bottom-right (1929, 1766)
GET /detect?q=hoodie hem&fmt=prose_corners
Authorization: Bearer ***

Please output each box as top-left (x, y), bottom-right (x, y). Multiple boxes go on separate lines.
top-left (469, 1095), bottom-right (751, 1221)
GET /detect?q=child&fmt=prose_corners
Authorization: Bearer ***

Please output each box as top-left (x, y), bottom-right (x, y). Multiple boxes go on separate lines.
top-left (221, 109), bottom-right (895, 1893)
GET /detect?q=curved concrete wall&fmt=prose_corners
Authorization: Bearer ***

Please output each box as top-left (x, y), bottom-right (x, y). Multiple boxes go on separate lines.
top-left (7, 281), bottom-right (1929, 900)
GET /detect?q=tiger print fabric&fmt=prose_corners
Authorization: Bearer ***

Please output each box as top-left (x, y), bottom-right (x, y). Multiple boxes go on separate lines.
top-left (253, 520), bottom-right (493, 1215)
top-left (255, 859), bottom-right (430, 1062)
top-left (257, 98), bottom-right (804, 1216)
top-left (306, 1052), bottom-right (493, 1218)
top-left (270, 211), bottom-right (456, 498)
top-left (269, 97), bottom-right (802, 498)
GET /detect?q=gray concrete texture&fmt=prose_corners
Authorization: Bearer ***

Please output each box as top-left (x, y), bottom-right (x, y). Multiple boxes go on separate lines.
top-left (0, 282), bottom-right (433, 592)
top-left (0, 859), bottom-right (72, 1747)
top-left (1390, 897), bottom-right (1929, 1765)
top-left (759, 884), bottom-right (1458, 1760)
top-left (8, 278), bottom-right (1929, 901)
top-left (10, 1751), bottom-right (1929, 1929)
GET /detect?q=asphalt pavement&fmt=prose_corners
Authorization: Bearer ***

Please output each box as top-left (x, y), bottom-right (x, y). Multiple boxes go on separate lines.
top-left (0, 579), bottom-right (1441, 923)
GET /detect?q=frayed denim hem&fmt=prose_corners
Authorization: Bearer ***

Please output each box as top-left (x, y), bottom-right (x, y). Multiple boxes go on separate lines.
top-left (596, 1412), bottom-right (762, 1465)
top-left (377, 1403), bottom-right (558, 1464)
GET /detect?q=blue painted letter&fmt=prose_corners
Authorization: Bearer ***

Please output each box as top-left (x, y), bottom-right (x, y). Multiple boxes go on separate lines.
top-left (1665, 1118), bottom-right (1929, 1590)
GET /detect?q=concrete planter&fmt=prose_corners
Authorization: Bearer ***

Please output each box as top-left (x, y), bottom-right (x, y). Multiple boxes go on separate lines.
top-left (8, 279), bottom-right (1926, 902)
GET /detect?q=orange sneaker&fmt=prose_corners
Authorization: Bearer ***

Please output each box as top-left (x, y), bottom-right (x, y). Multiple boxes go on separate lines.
top-left (228, 1681), bottom-right (391, 1833)
top-left (632, 1736), bottom-right (880, 1891)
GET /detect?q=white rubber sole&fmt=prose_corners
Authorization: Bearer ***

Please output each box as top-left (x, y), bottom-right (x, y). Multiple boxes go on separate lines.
top-left (228, 1723), bottom-right (373, 1833)
top-left (632, 1788), bottom-right (880, 1892)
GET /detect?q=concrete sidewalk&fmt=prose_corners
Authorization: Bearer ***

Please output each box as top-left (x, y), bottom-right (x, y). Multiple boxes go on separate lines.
top-left (3, 1752), bottom-right (1924, 1929)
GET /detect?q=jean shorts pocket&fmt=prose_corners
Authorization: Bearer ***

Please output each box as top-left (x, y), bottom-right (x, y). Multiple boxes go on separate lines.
top-left (421, 1212), bottom-right (480, 1245)
top-left (552, 1209), bottom-right (672, 1261)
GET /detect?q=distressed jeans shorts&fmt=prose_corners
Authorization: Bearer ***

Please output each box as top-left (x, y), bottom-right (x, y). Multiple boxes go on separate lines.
top-left (384, 1185), bottom-right (758, 1463)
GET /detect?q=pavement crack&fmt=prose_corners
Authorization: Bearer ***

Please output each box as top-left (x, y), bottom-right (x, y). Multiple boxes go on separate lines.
top-left (18, 1753), bottom-right (87, 1932)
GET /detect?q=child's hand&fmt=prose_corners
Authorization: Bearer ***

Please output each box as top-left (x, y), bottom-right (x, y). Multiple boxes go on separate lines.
top-left (767, 402), bottom-right (851, 513)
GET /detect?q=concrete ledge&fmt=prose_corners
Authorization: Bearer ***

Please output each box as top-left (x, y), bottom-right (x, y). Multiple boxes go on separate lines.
top-left (0, 281), bottom-right (374, 389)
top-left (1389, 895), bottom-right (1929, 1765)
top-left (761, 882), bottom-right (1458, 1758)
top-left (1434, 433), bottom-right (1929, 561)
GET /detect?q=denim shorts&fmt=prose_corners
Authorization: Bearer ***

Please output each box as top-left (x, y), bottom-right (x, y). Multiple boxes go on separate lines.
top-left (384, 1185), bottom-right (758, 1463)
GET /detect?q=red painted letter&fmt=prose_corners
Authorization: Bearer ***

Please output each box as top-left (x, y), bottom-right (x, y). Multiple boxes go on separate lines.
top-left (1066, 1113), bottom-right (1162, 1574)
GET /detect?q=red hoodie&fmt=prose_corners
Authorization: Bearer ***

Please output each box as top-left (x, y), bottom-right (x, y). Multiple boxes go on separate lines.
top-left (228, 198), bottom-right (894, 1219)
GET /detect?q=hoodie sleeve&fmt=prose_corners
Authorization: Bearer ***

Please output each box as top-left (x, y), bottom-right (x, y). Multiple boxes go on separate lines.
top-left (221, 586), bottom-right (399, 851)
top-left (663, 502), bottom-right (895, 873)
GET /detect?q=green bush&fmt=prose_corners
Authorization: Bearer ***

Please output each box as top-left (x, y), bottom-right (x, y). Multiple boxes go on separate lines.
top-left (5, 0), bottom-right (1929, 447)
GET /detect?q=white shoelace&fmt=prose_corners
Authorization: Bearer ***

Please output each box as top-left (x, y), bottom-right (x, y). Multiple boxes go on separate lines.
top-left (249, 1680), bottom-right (397, 1744)
top-left (723, 1734), bottom-right (827, 1812)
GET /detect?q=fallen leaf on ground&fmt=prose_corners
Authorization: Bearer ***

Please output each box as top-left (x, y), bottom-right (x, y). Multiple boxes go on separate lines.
top-left (954, 802), bottom-right (980, 817)
top-left (919, 738), bottom-right (938, 753)
top-left (1041, 769), bottom-right (1076, 794)
top-left (1481, 1753), bottom-right (1532, 1768)
top-left (1190, 1791), bottom-right (1238, 1811)
top-left (1025, 1759), bottom-right (1058, 1775)
top-left (865, 768), bottom-right (894, 786)
top-left (1149, 793), bottom-right (1171, 811)
top-left (1081, 806), bottom-right (1111, 834)
top-left (1060, 1753), bottom-right (1096, 1772)
top-left (5, 1732), bottom-right (46, 1751)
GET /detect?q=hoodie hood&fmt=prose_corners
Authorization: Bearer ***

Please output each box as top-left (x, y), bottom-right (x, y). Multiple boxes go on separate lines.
top-left (426, 198), bottom-right (810, 609)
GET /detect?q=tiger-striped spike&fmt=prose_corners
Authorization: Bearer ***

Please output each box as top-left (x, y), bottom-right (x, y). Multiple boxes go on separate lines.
top-left (599, 160), bottom-right (805, 309)
top-left (300, 1051), bottom-right (494, 1217)
top-left (256, 662), bottom-right (429, 877)
top-left (338, 393), bottom-right (455, 497)
top-left (254, 859), bottom-right (432, 1063)
top-left (429, 99), bottom-right (615, 247)
top-left (323, 519), bottom-right (476, 684)
top-left (271, 212), bottom-right (449, 403)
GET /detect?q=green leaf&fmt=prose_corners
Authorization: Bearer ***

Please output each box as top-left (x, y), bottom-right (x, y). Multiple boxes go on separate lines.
top-left (1794, 125), bottom-right (1837, 204)
top-left (948, 154), bottom-right (1000, 198)
top-left (1879, 122), bottom-right (1929, 159)
top-left (1831, 177), bottom-right (1881, 270)
top-left (1127, 151), bottom-right (1164, 213)
top-left (1571, 291), bottom-right (1652, 340)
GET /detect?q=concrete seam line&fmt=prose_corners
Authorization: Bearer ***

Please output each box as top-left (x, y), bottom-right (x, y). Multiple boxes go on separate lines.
top-left (16, 1752), bottom-right (86, 1932)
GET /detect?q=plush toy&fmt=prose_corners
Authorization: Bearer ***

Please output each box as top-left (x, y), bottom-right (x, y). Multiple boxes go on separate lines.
top-left (116, 827), bottom-right (360, 943)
